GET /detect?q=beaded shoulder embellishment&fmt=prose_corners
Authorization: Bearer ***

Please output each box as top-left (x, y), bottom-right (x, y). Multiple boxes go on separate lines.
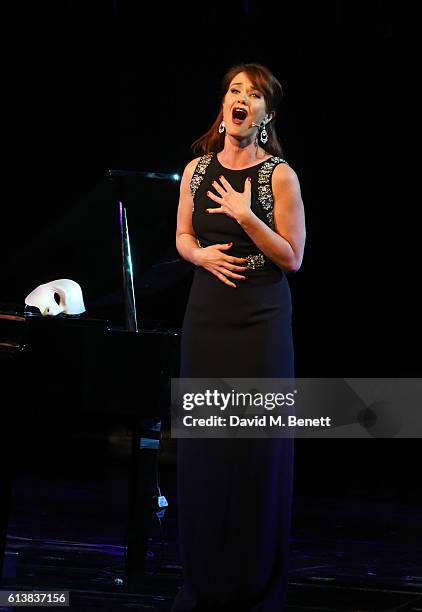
top-left (190, 153), bottom-right (215, 211)
top-left (257, 156), bottom-right (288, 229)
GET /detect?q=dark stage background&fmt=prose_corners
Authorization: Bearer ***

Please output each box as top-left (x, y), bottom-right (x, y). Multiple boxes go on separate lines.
top-left (1, 0), bottom-right (421, 531)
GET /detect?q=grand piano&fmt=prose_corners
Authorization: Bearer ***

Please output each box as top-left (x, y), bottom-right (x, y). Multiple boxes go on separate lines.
top-left (0, 169), bottom-right (191, 585)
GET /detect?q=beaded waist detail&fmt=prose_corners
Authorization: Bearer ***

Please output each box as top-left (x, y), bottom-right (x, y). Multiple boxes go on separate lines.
top-left (196, 239), bottom-right (266, 270)
top-left (244, 253), bottom-right (266, 270)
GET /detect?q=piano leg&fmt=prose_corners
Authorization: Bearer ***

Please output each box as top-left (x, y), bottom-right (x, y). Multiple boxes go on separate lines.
top-left (125, 419), bottom-right (162, 586)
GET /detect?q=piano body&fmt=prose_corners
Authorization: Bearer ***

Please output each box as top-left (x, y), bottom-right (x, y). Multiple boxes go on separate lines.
top-left (0, 169), bottom-right (191, 585)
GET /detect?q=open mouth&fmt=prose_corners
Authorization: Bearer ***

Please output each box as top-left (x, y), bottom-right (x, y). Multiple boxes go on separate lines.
top-left (232, 108), bottom-right (248, 124)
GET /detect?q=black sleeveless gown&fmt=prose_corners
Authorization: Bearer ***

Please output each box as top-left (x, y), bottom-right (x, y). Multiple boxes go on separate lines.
top-left (172, 153), bottom-right (295, 612)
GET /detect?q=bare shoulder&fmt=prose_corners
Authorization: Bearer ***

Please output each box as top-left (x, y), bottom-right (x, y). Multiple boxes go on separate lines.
top-left (272, 161), bottom-right (301, 188)
top-left (182, 156), bottom-right (203, 183)
top-left (272, 162), bottom-right (303, 206)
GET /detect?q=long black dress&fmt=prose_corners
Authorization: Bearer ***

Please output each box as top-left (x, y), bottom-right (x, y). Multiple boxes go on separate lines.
top-left (172, 153), bottom-right (295, 612)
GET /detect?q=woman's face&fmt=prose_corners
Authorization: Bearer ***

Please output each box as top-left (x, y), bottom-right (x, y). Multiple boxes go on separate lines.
top-left (222, 71), bottom-right (272, 141)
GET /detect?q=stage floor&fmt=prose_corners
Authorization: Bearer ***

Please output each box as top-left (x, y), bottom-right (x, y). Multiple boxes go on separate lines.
top-left (2, 439), bottom-right (421, 611)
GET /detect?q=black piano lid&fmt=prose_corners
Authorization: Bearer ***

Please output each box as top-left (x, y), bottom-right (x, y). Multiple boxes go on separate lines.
top-left (0, 304), bottom-right (180, 420)
top-left (0, 169), bottom-right (194, 330)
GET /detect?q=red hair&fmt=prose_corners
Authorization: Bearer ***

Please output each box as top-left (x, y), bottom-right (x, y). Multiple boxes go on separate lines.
top-left (192, 62), bottom-right (285, 157)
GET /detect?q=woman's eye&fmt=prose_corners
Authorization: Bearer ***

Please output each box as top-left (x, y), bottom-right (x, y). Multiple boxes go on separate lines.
top-left (230, 88), bottom-right (260, 98)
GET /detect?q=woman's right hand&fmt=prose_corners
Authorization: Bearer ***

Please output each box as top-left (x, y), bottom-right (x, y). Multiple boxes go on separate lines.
top-left (194, 242), bottom-right (249, 288)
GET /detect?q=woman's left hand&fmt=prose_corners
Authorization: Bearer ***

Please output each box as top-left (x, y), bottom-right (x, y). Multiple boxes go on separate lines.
top-left (206, 176), bottom-right (253, 224)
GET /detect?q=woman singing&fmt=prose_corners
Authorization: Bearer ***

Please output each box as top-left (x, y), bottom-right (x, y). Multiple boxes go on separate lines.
top-left (172, 62), bottom-right (306, 611)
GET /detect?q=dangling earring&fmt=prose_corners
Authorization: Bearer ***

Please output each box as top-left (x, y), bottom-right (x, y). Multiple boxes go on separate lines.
top-left (260, 124), bottom-right (268, 144)
top-left (218, 120), bottom-right (225, 134)
top-left (252, 118), bottom-right (270, 145)
top-left (258, 117), bottom-right (269, 144)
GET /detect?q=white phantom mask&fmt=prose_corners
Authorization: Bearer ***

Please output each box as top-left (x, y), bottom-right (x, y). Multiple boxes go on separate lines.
top-left (24, 279), bottom-right (86, 316)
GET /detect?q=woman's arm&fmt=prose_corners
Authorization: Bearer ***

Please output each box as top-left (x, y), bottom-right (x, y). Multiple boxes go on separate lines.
top-left (238, 163), bottom-right (306, 273)
top-left (175, 157), bottom-right (203, 265)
